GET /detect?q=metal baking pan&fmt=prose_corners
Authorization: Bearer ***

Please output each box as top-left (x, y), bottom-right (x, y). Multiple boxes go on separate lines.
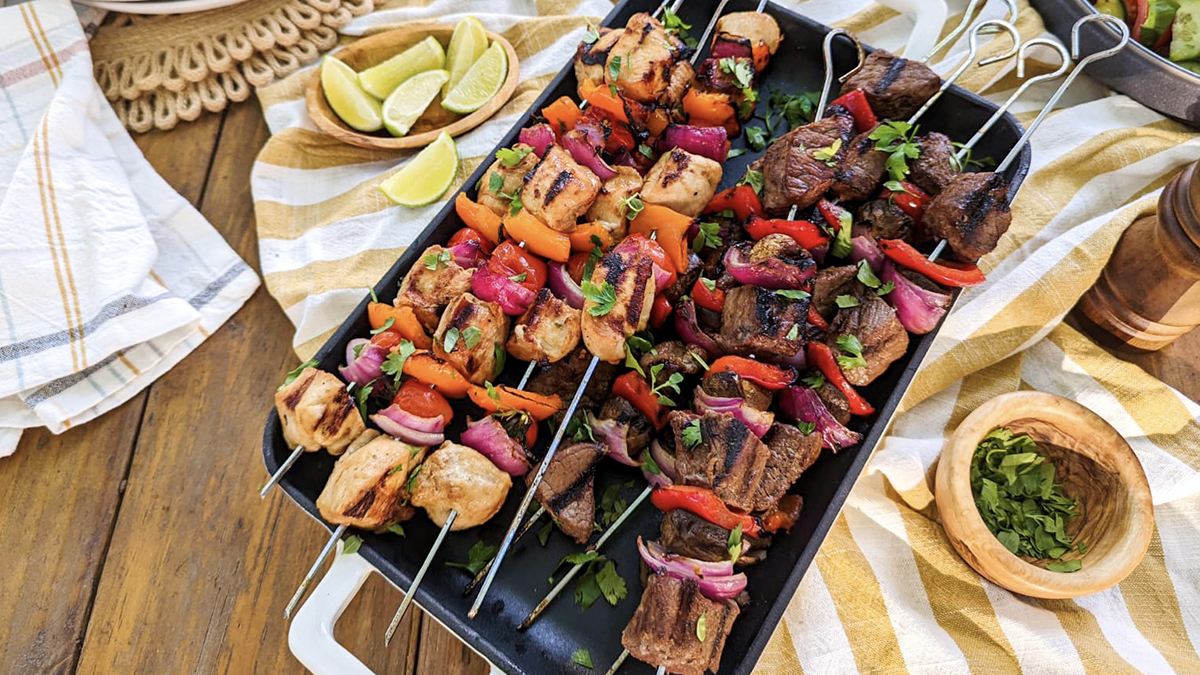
top-left (262, 1), bottom-right (1031, 673)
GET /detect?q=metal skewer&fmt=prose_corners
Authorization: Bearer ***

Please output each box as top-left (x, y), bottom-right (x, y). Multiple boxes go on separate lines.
top-left (261, 381), bottom-right (358, 498)
top-left (921, 0), bottom-right (1018, 64)
top-left (284, 523), bottom-right (348, 618)
top-left (906, 19), bottom-right (1021, 128)
top-left (384, 510), bottom-right (457, 645)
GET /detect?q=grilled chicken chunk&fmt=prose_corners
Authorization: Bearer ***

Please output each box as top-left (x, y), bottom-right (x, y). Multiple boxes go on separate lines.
top-left (411, 442), bottom-right (513, 530)
top-left (831, 130), bottom-right (888, 202)
top-left (606, 13), bottom-right (693, 105)
top-left (585, 165), bottom-right (642, 235)
top-left (622, 574), bottom-right (740, 675)
top-left (506, 288), bottom-right (581, 364)
top-left (527, 442), bottom-right (607, 544)
top-left (717, 284), bottom-right (809, 360)
top-left (477, 146), bottom-right (539, 218)
top-left (910, 132), bottom-right (958, 195)
top-left (574, 27), bottom-right (622, 97)
top-left (397, 244), bottom-right (476, 331)
top-left (275, 367), bottom-right (365, 455)
top-left (433, 293), bottom-right (510, 385)
top-left (923, 171), bottom-right (1012, 262)
top-left (840, 49), bottom-right (942, 120)
top-left (751, 423), bottom-right (822, 512)
top-left (316, 436), bottom-right (427, 529)
top-left (716, 11), bottom-right (783, 55)
top-left (520, 145), bottom-right (601, 234)
top-left (669, 410), bottom-right (769, 513)
top-left (757, 114), bottom-right (854, 215)
top-left (641, 149), bottom-right (723, 218)
top-left (582, 238), bottom-right (657, 363)
top-left (826, 293), bottom-right (909, 387)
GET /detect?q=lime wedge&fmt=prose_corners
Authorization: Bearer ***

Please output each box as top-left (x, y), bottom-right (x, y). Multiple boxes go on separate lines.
top-left (321, 55), bottom-right (383, 133)
top-left (441, 41), bottom-right (507, 115)
top-left (380, 131), bottom-right (459, 207)
top-left (443, 16), bottom-right (489, 97)
top-left (358, 35), bottom-right (446, 99)
top-left (382, 69), bottom-right (450, 137)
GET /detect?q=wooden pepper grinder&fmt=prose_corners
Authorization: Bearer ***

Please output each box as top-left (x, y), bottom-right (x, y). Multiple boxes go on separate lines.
top-left (1076, 159), bottom-right (1200, 351)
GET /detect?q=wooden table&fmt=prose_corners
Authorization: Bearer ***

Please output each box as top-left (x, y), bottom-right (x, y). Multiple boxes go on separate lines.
top-left (1, 100), bottom-right (1197, 675)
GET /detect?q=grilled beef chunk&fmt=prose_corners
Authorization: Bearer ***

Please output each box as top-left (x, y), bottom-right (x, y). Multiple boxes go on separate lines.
top-left (527, 442), bottom-right (606, 544)
top-left (923, 171), bottom-right (1012, 262)
top-left (659, 509), bottom-right (769, 566)
top-left (856, 198), bottom-right (914, 240)
top-left (757, 114), bottom-right (854, 215)
top-left (910, 132), bottom-right (958, 195)
top-left (826, 294), bottom-right (909, 386)
top-left (598, 396), bottom-right (655, 458)
top-left (528, 347), bottom-right (619, 413)
top-left (811, 265), bottom-right (860, 322)
top-left (639, 340), bottom-right (708, 379)
top-left (831, 130), bottom-right (888, 201)
top-left (815, 381), bottom-right (852, 426)
top-left (663, 252), bottom-right (704, 305)
top-left (751, 423), bottom-right (823, 512)
top-left (622, 574), bottom-right (740, 675)
top-left (669, 410), bottom-right (769, 513)
top-left (699, 370), bottom-right (774, 411)
top-left (717, 285), bottom-right (808, 360)
top-left (839, 50), bottom-right (941, 120)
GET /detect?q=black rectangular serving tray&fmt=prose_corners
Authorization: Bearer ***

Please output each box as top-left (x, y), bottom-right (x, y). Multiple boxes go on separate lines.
top-left (262, 1), bottom-right (1031, 673)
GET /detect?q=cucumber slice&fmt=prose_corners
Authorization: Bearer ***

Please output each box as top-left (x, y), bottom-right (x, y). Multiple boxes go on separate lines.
top-left (1171, 0), bottom-right (1200, 61)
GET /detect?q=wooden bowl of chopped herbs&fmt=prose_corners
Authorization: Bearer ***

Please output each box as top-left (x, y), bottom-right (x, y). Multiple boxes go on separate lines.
top-left (935, 391), bottom-right (1154, 599)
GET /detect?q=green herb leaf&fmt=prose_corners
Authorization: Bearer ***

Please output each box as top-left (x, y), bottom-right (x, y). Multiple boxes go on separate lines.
top-left (692, 221), bottom-right (723, 253)
top-left (1046, 560), bottom-right (1082, 573)
top-left (496, 146), bottom-right (533, 167)
top-left (566, 412), bottom-right (596, 442)
top-left (425, 249), bottom-right (452, 270)
top-left (509, 272), bottom-right (528, 283)
top-left (683, 418), bottom-right (703, 448)
top-left (739, 168), bottom-right (764, 194)
top-left (883, 180), bottom-right (909, 194)
top-left (572, 648), bottom-right (594, 669)
top-left (538, 520), bottom-right (554, 547)
top-left (649, 364), bottom-right (684, 407)
top-left (797, 420), bottom-right (816, 435)
top-left (767, 88), bottom-right (821, 131)
top-left (493, 343), bottom-right (506, 377)
top-left (876, 281), bottom-right (896, 296)
top-left (641, 450), bottom-right (662, 475)
top-left (701, 277), bottom-right (717, 292)
top-left (485, 380), bottom-right (502, 402)
top-left (775, 289), bottom-right (810, 300)
top-left (381, 339), bottom-right (417, 386)
top-left (727, 524), bottom-right (743, 563)
top-left (786, 324), bottom-right (800, 341)
top-left (727, 148), bottom-right (747, 159)
top-left (856, 259), bottom-right (882, 289)
top-left (370, 316), bottom-right (395, 335)
top-left (280, 359), bottom-right (318, 389)
top-left (869, 121), bottom-right (921, 182)
top-left (368, 287), bottom-right (379, 303)
top-left (488, 172), bottom-right (505, 194)
top-left (597, 483), bottom-right (629, 528)
top-left (354, 382), bottom-right (374, 420)
top-left (662, 9), bottom-right (696, 47)
top-left (638, 144), bottom-right (655, 160)
top-left (461, 326), bottom-right (483, 349)
top-left (608, 56), bottom-right (621, 82)
top-left (445, 541), bottom-right (499, 575)
top-left (696, 612), bottom-right (707, 641)
top-left (387, 523), bottom-right (406, 537)
top-left (830, 209), bottom-right (853, 259)
top-left (595, 560), bottom-right (627, 606)
top-left (835, 334), bottom-right (867, 370)
top-left (691, 352), bottom-right (710, 371)
top-left (835, 294), bottom-right (860, 308)
top-left (812, 138), bottom-right (843, 167)
top-left (718, 57), bottom-right (754, 89)
top-left (624, 341), bottom-right (646, 377)
top-left (443, 326), bottom-right (461, 353)
top-left (621, 192), bottom-right (645, 220)
top-left (507, 192), bottom-right (524, 216)
top-left (582, 280), bottom-right (617, 316)
top-left (582, 24), bottom-right (600, 45)
top-left (342, 535), bottom-right (363, 555)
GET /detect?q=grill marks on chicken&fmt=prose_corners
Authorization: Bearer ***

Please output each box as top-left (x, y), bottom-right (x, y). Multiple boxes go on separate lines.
top-left (397, 244), bottom-right (476, 331)
top-left (752, 423), bottom-right (823, 512)
top-left (757, 114), bottom-right (854, 215)
top-left (316, 435), bottom-right (426, 529)
top-left (826, 293), bottom-right (909, 387)
top-left (716, 12), bottom-right (783, 55)
top-left (506, 288), bottom-right (581, 364)
top-left (528, 442), bottom-right (607, 544)
top-left (621, 574), bottom-right (740, 675)
top-left (641, 149), bottom-right (723, 218)
top-left (582, 240), bottom-right (657, 363)
top-left (411, 442), bottom-right (512, 531)
top-left (574, 28), bottom-right (622, 98)
top-left (521, 145), bottom-right (601, 234)
top-left (669, 411), bottom-right (769, 513)
top-left (605, 13), bottom-right (694, 106)
top-left (433, 293), bottom-right (510, 385)
top-left (275, 367), bottom-right (365, 454)
top-left (840, 50), bottom-right (941, 120)
top-left (923, 171), bottom-right (1013, 263)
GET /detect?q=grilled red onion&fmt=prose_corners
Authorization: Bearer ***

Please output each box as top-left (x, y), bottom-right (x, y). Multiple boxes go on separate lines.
top-left (460, 415), bottom-right (532, 477)
top-left (518, 125), bottom-right (555, 157)
top-left (340, 338), bottom-right (386, 386)
top-left (674, 298), bottom-right (723, 358)
top-left (611, 147), bottom-right (641, 171)
top-left (652, 262), bottom-right (674, 290)
top-left (642, 439), bottom-right (676, 488)
top-left (563, 129), bottom-right (617, 181)
top-left (781, 343), bottom-right (808, 369)
top-left (723, 243), bottom-right (815, 290)
top-left (638, 537), bottom-right (747, 600)
top-left (659, 125), bottom-right (728, 163)
top-left (547, 261), bottom-right (585, 309)
top-left (448, 238), bottom-right (485, 268)
top-left (377, 402), bottom-right (445, 433)
top-left (472, 265), bottom-right (535, 315)
top-left (881, 262), bottom-right (951, 335)
top-left (709, 38), bottom-right (753, 62)
top-left (810, 242), bottom-right (829, 265)
top-left (779, 386), bottom-right (860, 451)
top-left (588, 412), bottom-right (638, 466)
top-left (370, 407), bottom-right (445, 447)
top-left (849, 236), bottom-right (884, 273)
top-left (694, 389), bottom-right (774, 438)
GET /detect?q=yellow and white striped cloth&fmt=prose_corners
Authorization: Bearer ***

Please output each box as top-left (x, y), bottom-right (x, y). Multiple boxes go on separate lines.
top-left (0, 0), bottom-right (259, 456)
top-left (250, 1), bottom-right (1200, 672)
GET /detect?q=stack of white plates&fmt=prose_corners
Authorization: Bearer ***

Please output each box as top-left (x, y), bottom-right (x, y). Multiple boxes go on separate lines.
top-left (75, 0), bottom-right (253, 15)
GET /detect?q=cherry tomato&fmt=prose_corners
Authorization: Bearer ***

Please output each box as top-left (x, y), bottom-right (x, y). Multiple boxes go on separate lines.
top-left (650, 294), bottom-right (672, 329)
top-left (489, 240), bottom-right (548, 293)
top-left (449, 227), bottom-right (495, 256)
top-left (392, 378), bottom-right (454, 423)
top-left (568, 251), bottom-right (593, 284)
top-left (369, 329), bottom-right (403, 350)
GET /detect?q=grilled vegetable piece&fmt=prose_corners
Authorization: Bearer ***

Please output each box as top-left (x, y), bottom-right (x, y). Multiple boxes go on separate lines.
top-left (585, 165), bottom-right (642, 235)
top-left (316, 435), bottom-right (427, 529)
top-left (397, 244), bottom-right (476, 331)
top-left (756, 114), bottom-right (854, 216)
top-left (751, 422), bottom-right (822, 512)
top-left (659, 509), bottom-right (769, 566)
top-left (839, 49), bottom-right (942, 120)
top-left (606, 12), bottom-right (694, 105)
top-left (527, 442), bottom-right (607, 544)
top-left (825, 293), bottom-right (909, 387)
top-left (275, 367), bottom-right (365, 455)
top-left (716, 285), bottom-right (809, 360)
top-left (855, 199), bottom-right (914, 240)
top-left (433, 293), bottom-right (510, 385)
top-left (621, 574), bottom-right (740, 675)
top-left (477, 147), bottom-right (539, 218)
top-left (641, 149), bottom-right (723, 218)
top-left (922, 171), bottom-right (1013, 262)
top-left (910, 132), bottom-right (958, 195)
top-left (520, 145), bottom-right (602, 234)
top-left (831, 130), bottom-right (887, 202)
top-left (411, 442), bottom-right (513, 530)
top-left (716, 11), bottom-right (783, 55)
top-left (574, 27), bottom-right (622, 98)
top-left (668, 410), bottom-right (769, 513)
top-left (582, 238), bottom-right (658, 364)
top-left (506, 288), bottom-right (582, 364)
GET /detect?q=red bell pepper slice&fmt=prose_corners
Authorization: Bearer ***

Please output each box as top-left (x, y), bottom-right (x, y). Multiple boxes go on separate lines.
top-left (650, 294), bottom-right (672, 329)
top-left (880, 181), bottom-right (931, 223)
top-left (743, 215), bottom-right (829, 252)
top-left (807, 306), bottom-right (829, 331)
top-left (828, 88), bottom-right (878, 133)
top-left (878, 239), bottom-right (986, 287)
top-left (703, 184), bottom-right (764, 222)
top-left (613, 371), bottom-right (667, 430)
top-left (761, 494), bottom-right (803, 533)
top-left (806, 342), bottom-right (875, 416)
top-left (691, 277), bottom-right (726, 312)
top-left (651, 486), bottom-right (762, 537)
top-left (709, 356), bottom-right (795, 390)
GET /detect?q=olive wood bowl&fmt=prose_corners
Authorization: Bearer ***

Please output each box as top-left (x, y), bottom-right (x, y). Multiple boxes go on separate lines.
top-left (935, 391), bottom-right (1154, 599)
top-left (306, 23), bottom-right (520, 151)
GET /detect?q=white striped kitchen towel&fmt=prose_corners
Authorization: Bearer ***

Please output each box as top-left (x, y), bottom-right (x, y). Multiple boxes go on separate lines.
top-left (0, 0), bottom-right (260, 456)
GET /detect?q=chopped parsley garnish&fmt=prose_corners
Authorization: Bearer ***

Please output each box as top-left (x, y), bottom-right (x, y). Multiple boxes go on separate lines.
top-left (582, 24), bottom-right (600, 45)
top-left (835, 294), bottom-right (860, 308)
top-left (370, 316), bottom-right (395, 335)
top-left (797, 420), bottom-right (816, 435)
top-left (538, 520), bottom-right (554, 547)
top-left (830, 209), bottom-right (853, 258)
top-left (801, 372), bottom-right (825, 389)
top-left (387, 523), bottom-right (406, 537)
top-left (696, 612), bottom-right (707, 641)
top-left (785, 324), bottom-right (800, 341)
top-left (608, 56), bottom-right (621, 82)
top-left (739, 168), bottom-right (764, 194)
top-left (503, 190), bottom-right (524, 216)
top-left (812, 138), bottom-right (843, 167)
top-left (641, 450), bottom-right (662, 475)
top-left (553, 551), bottom-right (627, 609)
top-left (835, 334), bottom-right (867, 370)
top-left (509, 272), bottom-right (527, 283)
top-left (692, 221), bottom-right (723, 252)
top-left (582, 280), bottom-right (617, 316)
top-left (691, 351), bottom-right (710, 371)
top-left (597, 482), bottom-right (631, 528)
top-left (566, 412), bottom-right (596, 442)
top-left (621, 192), bottom-right (645, 220)
top-left (728, 148), bottom-right (747, 159)
top-left (856, 259), bottom-right (882, 289)
top-left (443, 326), bottom-right (461, 352)
top-left (380, 339), bottom-right (416, 386)
top-left (638, 144), bottom-right (655, 159)
top-left (353, 381), bottom-right (374, 420)
top-left (682, 418), bottom-right (703, 448)
top-left (488, 172), bottom-right (505, 194)
top-left (649, 363), bottom-right (684, 406)
top-left (342, 535), bottom-right (363, 555)
top-left (745, 124), bottom-right (768, 151)
top-left (884, 180), bottom-right (909, 194)
top-left (775, 289), bottom-right (810, 301)
top-left (424, 249), bottom-right (452, 270)
top-left (493, 343), bottom-right (506, 377)
top-left (445, 541), bottom-right (499, 575)
top-left (662, 9), bottom-right (696, 47)
top-left (700, 277), bottom-right (717, 292)
top-left (484, 380), bottom-right (502, 402)
top-left (718, 57), bottom-right (754, 89)
top-left (572, 649), bottom-right (594, 669)
top-left (623, 341), bottom-right (645, 377)
top-left (368, 287), bottom-right (379, 303)
top-left (461, 326), bottom-right (483, 349)
top-left (869, 121), bottom-right (921, 183)
top-left (405, 463), bottom-right (423, 496)
top-left (727, 524), bottom-right (743, 562)
top-left (766, 88), bottom-right (821, 134)
top-left (876, 281), bottom-right (896, 296)
top-left (279, 359), bottom-right (318, 389)
top-left (496, 145), bottom-right (532, 166)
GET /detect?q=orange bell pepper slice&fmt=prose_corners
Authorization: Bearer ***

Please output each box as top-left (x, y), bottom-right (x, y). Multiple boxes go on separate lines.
top-left (468, 384), bottom-right (563, 421)
top-left (399, 350), bottom-right (472, 399)
top-left (503, 209), bottom-right (571, 263)
top-left (542, 95), bottom-right (582, 135)
top-left (569, 221), bottom-right (616, 253)
top-left (629, 203), bottom-right (692, 273)
top-left (368, 302), bottom-right (432, 350)
top-left (683, 88), bottom-right (736, 129)
top-left (455, 193), bottom-right (502, 245)
top-left (579, 78), bottom-right (629, 123)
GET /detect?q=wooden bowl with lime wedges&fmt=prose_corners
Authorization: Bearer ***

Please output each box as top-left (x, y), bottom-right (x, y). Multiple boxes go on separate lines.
top-left (935, 391), bottom-right (1154, 599)
top-left (306, 19), bottom-right (520, 151)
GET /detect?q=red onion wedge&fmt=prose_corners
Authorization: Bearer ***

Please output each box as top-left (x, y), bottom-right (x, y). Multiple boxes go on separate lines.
top-left (849, 236), bottom-right (884, 273)
top-left (638, 537), bottom-right (747, 601)
top-left (881, 262), bottom-right (951, 335)
top-left (659, 125), bottom-right (729, 163)
top-left (779, 386), bottom-right (860, 451)
top-left (709, 37), bottom-right (753, 62)
top-left (371, 407), bottom-right (445, 447)
top-left (340, 338), bottom-right (386, 386)
top-left (642, 439), bottom-right (676, 488)
top-left (674, 298), bottom-right (723, 358)
top-left (547, 261), bottom-right (585, 309)
top-left (723, 243), bottom-right (815, 290)
top-left (518, 125), bottom-right (555, 158)
top-left (471, 265), bottom-right (536, 316)
top-left (448, 238), bottom-right (484, 268)
top-left (563, 129), bottom-right (617, 181)
top-left (694, 389), bottom-right (775, 438)
top-left (588, 412), bottom-right (638, 466)
top-left (460, 415), bottom-right (532, 477)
